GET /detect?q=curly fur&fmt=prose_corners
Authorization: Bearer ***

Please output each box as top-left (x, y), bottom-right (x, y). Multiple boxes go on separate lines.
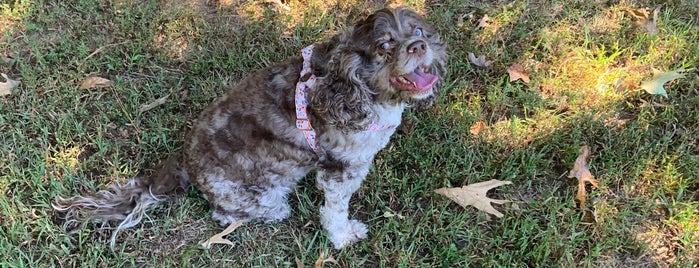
top-left (53, 7), bottom-right (447, 249)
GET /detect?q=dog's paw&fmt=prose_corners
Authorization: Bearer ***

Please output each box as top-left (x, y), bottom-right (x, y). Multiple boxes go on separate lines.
top-left (328, 219), bottom-right (368, 249)
top-left (211, 210), bottom-right (242, 227)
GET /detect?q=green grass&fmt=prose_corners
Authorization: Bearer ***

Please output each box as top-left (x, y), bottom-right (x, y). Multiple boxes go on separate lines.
top-left (1, 0), bottom-right (698, 267)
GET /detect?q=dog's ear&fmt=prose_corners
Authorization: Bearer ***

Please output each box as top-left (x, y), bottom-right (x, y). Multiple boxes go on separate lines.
top-left (308, 35), bottom-right (375, 132)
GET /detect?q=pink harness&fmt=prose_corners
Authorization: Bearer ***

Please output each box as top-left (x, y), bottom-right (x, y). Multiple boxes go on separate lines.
top-left (294, 45), bottom-right (395, 152)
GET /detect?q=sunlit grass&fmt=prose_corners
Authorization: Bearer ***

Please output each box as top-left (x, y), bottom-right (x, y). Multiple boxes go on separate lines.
top-left (1, 0), bottom-right (698, 266)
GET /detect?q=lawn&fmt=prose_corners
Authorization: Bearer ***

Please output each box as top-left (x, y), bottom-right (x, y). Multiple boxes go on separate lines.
top-left (1, 0), bottom-right (698, 267)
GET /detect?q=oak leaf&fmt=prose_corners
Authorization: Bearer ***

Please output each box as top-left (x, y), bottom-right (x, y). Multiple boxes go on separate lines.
top-left (468, 52), bottom-right (493, 67)
top-left (640, 68), bottom-right (688, 98)
top-left (0, 73), bottom-right (20, 97)
top-left (80, 76), bottom-right (113, 89)
top-left (567, 146), bottom-right (598, 208)
top-left (435, 179), bottom-right (512, 218)
top-left (200, 220), bottom-right (246, 249)
top-left (507, 63), bottom-right (530, 83)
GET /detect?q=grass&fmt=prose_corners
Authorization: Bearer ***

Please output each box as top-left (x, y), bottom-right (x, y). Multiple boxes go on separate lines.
top-left (1, 0), bottom-right (698, 267)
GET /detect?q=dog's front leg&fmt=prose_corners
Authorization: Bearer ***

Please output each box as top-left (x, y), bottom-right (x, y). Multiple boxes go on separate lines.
top-left (316, 163), bottom-right (370, 249)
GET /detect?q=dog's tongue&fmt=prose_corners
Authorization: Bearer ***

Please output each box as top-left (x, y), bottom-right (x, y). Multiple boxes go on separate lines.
top-left (403, 68), bottom-right (438, 91)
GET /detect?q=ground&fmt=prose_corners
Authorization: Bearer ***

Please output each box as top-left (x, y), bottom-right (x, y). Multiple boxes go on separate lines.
top-left (0, 0), bottom-right (697, 267)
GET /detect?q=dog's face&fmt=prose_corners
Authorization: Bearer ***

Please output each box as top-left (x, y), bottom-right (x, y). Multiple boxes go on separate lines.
top-left (310, 7), bottom-right (447, 130)
top-left (354, 7), bottom-right (448, 105)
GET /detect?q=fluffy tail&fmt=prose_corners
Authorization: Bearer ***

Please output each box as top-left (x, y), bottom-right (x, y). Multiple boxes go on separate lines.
top-left (52, 154), bottom-right (189, 249)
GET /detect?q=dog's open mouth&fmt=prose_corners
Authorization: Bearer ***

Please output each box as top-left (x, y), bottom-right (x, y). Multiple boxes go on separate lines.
top-left (390, 66), bottom-right (438, 93)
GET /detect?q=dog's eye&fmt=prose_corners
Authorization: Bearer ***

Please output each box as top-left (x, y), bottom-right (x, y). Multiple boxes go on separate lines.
top-left (380, 42), bottom-right (390, 50)
top-left (414, 28), bottom-right (423, 37)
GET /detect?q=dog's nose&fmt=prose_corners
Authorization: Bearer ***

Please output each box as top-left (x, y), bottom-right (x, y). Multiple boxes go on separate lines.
top-left (407, 40), bottom-right (426, 56)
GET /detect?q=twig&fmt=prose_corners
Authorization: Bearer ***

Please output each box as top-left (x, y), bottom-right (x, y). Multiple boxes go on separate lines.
top-left (79, 41), bottom-right (129, 65)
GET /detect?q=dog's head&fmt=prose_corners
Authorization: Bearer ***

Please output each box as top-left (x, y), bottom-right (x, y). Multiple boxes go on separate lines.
top-left (310, 7), bottom-right (447, 131)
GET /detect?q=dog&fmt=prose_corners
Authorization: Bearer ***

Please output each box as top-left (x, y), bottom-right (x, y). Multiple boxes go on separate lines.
top-left (53, 6), bottom-right (447, 249)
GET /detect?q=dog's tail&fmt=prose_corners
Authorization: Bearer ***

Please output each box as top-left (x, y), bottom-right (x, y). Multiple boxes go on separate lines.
top-left (52, 154), bottom-right (190, 249)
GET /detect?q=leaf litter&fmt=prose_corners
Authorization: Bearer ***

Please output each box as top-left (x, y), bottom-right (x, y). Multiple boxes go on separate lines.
top-left (435, 179), bottom-right (512, 218)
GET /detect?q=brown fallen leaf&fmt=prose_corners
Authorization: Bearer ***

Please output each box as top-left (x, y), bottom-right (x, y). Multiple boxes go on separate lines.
top-left (476, 14), bottom-right (489, 29)
top-left (296, 257), bottom-right (304, 268)
top-left (80, 76), bottom-right (113, 89)
top-left (0, 73), bottom-right (20, 97)
top-left (200, 220), bottom-right (246, 249)
top-left (314, 252), bottom-right (325, 268)
top-left (506, 63), bottom-right (530, 83)
top-left (435, 179), bottom-right (512, 218)
top-left (468, 52), bottom-right (494, 67)
top-left (630, 7), bottom-right (660, 34)
top-left (469, 121), bottom-right (487, 135)
top-left (139, 94), bottom-right (170, 113)
top-left (567, 145), bottom-right (599, 208)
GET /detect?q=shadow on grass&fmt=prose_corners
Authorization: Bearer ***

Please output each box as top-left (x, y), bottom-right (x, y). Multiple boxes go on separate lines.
top-left (0, 0), bottom-right (697, 267)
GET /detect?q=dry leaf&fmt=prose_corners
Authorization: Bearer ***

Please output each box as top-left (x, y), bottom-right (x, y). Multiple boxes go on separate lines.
top-left (630, 7), bottom-right (660, 34)
top-left (296, 257), bottom-right (304, 268)
top-left (506, 63), bottom-right (530, 83)
top-left (200, 220), bottom-right (246, 249)
top-left (567, 146), bottom-right (599, 208)
top-left (476, 14), bottom-right (489, 29)
top-left (0, 73), bottom-right (20, 97)
top-left (314, 252), bottom-right (325, 268)
top-left (468, 52), bottom-right (493, 67)
top-left (645, 7), bottom-right (660, 34)
top-left (469, 121), bottom-right (487, 135)
top-left (435, 179), bottom-right (512, 218)
top-left (323, 255), bottom-right (338, 266)
top-left (310, 252), bottom-right (337, 268)
top-left (80, 76), bottom-right (113, 89)
top-left (640, 68), bottom-right (688, 98)
top-left (139, 94), bottom-right (170, 112)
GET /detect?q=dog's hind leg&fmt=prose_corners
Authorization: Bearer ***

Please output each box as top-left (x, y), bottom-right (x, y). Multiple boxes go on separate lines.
top-left (205, 178), bottom-right (294, 227)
